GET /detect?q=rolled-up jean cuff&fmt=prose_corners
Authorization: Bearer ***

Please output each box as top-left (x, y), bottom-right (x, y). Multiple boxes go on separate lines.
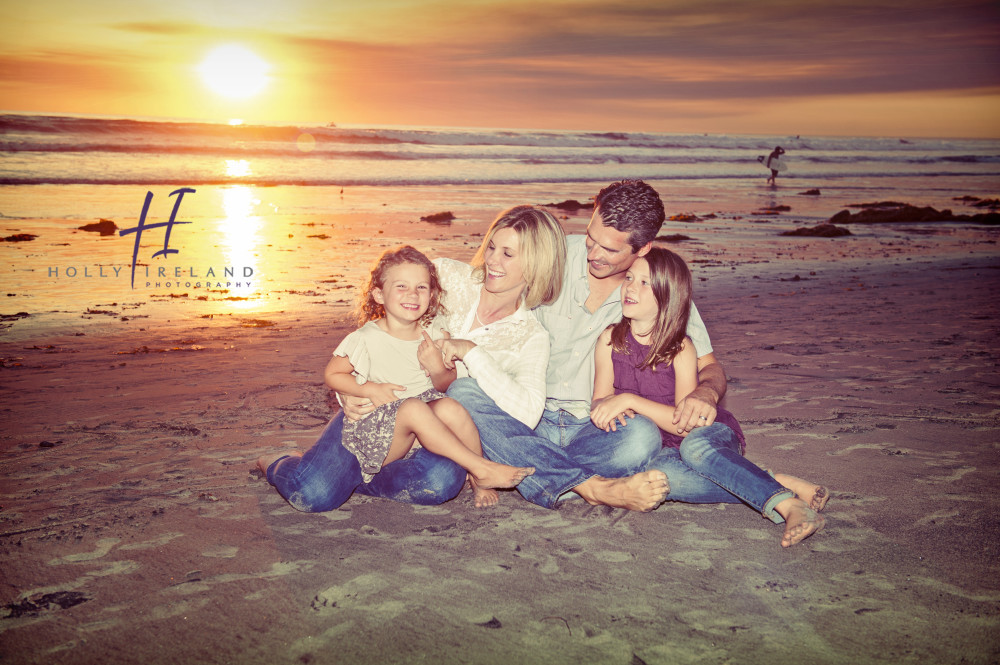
top-left (266, 455), bottom-right (293, 485)
top-left (762, 488), bottom-right (796, 524)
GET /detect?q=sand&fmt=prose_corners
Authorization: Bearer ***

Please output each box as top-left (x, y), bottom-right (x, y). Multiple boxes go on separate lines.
top-left (1, 203), bottom-right (999, 664)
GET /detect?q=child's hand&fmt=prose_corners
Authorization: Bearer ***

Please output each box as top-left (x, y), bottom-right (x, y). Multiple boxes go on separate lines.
top-left (417, 330), bottom-right (446, 375)
top-left (590, 394), bottom-right (633, 432)
top-left (363, 382), bottom-right (406, 407)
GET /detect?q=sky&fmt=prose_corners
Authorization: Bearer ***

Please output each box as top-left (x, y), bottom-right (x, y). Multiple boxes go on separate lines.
top-left (1, 0), bottom-right (998, 138)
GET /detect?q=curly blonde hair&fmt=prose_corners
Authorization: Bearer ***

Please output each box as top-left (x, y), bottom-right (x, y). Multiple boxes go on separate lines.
top-left (355, 245), bottom-right (446, 327)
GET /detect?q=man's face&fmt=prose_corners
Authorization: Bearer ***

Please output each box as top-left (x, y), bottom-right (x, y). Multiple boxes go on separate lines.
top-left (585, 210), bottom-right (641, 280)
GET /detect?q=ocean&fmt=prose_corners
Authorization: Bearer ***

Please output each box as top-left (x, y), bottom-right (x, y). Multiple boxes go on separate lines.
top-left (2, 113), bottom-right (998, 220)
top-left (1, 113), bottom-right (997, 339)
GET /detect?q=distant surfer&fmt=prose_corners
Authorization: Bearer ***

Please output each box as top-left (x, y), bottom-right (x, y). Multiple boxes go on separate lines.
top-left (757, 146), bottom-right (786, 185)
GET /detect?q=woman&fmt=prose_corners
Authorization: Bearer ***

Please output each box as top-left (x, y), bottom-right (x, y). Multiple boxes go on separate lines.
top-left (257, 205), bottom-right (567, 511)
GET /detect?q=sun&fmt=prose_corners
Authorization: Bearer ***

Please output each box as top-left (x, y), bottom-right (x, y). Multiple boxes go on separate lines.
top-left (198, 44), bottom-right (271, 99)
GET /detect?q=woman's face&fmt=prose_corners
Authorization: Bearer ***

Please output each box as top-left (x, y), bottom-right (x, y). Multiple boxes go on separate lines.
top-left (482, 227), bottom-right (528, 297)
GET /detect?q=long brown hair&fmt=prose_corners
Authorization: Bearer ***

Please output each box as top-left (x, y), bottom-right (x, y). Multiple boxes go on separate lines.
top-left (355, 245), bottom-right (446, 327)
top-left (609, 247), bottom-right (692, 369)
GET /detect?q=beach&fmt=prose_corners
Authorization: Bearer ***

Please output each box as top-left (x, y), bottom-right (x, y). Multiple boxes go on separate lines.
top-left (2, 177), bottom-right (999, 664)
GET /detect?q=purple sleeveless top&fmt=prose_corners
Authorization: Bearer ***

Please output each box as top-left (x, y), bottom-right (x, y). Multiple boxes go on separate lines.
top-left (610, 328), bottom-right (746, 453)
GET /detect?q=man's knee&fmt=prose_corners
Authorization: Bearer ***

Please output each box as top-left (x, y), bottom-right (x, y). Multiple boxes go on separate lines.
top-left (617, 415), bottom-right (661, 464)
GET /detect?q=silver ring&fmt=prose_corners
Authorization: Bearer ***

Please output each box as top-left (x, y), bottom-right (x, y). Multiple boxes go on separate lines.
top-left (698, 416), bottom-right (707, 421)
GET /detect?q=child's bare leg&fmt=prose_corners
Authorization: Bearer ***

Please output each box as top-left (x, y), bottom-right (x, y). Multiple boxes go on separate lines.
top-left (773, 496), bottom-right (825, 548)
top-left (772, 472), bottom-right (829, 512)
top-left (430, 398), bottom-right (498, 507)
top-left (393, 399), bottom-right (534, 490)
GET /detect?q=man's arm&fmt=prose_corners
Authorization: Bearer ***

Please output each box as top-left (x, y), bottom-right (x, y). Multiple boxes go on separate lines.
top-left (671, 352), bottom-right (728, 433)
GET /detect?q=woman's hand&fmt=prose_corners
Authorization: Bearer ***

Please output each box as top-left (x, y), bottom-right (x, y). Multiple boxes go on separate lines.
top-left (340, 394), bottom-right (374, 421)
top-left (439, 337), bottom-right (477, 370)
top-left (363, 381), bottom-right (407, 408)
top-left (590, 393), bottom-right (635, 432)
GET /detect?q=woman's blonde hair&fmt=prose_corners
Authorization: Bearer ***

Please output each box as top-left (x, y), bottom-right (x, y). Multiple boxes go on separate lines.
top-left (355, 245), bottom-right (445, 327)
top-left (470, 205), bottom-right (566, 309)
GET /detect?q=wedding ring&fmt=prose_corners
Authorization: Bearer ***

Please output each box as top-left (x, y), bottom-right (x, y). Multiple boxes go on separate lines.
top-left (698, 416), bottom-right (707, 421)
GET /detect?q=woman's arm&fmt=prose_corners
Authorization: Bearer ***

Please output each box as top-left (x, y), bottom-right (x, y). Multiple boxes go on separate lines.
top-left (458, 329), bottom-right (549, 428)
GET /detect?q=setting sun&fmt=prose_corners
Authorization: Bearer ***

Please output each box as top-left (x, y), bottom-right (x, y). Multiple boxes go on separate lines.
top-left (197, 44), bottom-right (271, 99)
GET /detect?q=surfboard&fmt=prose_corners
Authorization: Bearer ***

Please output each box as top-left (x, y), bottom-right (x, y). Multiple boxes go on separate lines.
top-left (757, 155), bottom-right (788, 172)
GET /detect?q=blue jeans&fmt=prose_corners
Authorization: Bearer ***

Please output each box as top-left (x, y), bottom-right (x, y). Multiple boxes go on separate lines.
top-left (649, 422), bottom-right (794, 523)
top-left (447, 378), bottom-right (660, 508)
top-left (266, 412), bottom-right (466, 512)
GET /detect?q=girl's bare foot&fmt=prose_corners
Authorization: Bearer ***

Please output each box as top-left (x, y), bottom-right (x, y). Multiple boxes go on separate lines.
top-left (575, 470), bottom-right (669, 512)
top-left (775, 497), bottom-right (825, 547)
top-left (469, 459), bottom-right (534, 490)
top-left (773, 472), bottom-right (830, 512)
top-left (468, 475), bottom-right (500, 508)
top-left (256, 450), bottom-right (302, 476)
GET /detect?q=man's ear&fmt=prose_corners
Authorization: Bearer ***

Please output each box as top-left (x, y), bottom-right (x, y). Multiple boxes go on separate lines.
top-left (636, 241), bottom-right (653, 257)
top-left (372, 287), bottom-right (385, 305)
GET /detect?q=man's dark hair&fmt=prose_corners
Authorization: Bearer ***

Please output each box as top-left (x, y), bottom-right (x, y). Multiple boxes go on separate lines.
top-left (594, 179), bottom-right (665, 251)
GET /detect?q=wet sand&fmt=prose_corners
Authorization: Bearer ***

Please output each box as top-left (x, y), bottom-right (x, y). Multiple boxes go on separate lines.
top-left (2, 203), bottom-right (999, 664)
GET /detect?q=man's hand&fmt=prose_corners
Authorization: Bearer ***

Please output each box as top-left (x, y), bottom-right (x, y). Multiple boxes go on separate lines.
top-left (672, 355), bottom-right (726, 433)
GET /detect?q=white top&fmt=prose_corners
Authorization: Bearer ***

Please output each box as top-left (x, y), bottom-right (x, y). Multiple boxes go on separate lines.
top-left (431, 257), bottom-right (549, 428)
top-left (333, 321), bottom-right (433, 400)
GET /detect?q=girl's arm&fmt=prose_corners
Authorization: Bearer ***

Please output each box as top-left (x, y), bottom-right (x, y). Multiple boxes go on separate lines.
top-left (591, 338), bottom-right (699, 435)
top-left (418, 330), bottom-right (457, 392)
top-left (324, 354), bottom-right (405, 407)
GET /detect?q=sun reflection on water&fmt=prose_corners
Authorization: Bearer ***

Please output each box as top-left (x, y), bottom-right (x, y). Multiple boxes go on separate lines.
top-left (217, 186), bottom-right (262, 307)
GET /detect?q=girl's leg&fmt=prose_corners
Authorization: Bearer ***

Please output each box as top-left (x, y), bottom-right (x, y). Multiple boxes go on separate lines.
top-left (679, 423), bottom-right (824, 547)
top-left (387, 398), bottom-right (535, 490)
top-left (772, 472), bottom-right (830, 511)
top-left (429, 398), bottom-right (499, 508)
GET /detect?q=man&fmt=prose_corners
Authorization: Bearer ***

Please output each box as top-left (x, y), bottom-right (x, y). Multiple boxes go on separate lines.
top-left (446, 179), bottom-right (729, 511)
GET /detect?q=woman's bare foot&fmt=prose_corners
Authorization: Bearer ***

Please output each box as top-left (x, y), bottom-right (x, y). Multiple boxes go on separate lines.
top-left (773, 472), bottom-right (830, 512)
top-left (256, 450), bottom-right (302, 476)
top-left (469, 459), bottom-right (534, 490)
top-left (574, 470), bottom-right (669, 512)
top-left (774, 497), bottom-right (825, 547)
top-left (468, 475), bottom-right (500, 508)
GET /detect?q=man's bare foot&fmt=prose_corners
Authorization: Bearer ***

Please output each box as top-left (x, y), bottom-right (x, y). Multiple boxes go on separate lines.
top-left (256, 450), bottom-right (302, 476)
top-left (773, 472), bottom-right (830, 512)
top-left (775, 497), bottom-right (825, 547)
top-left (574, 470), bottom-right (669, 512)
top-left (469, 459), bottom-right (534, 490)
top-left (468, 476), bottom-right (500, 508)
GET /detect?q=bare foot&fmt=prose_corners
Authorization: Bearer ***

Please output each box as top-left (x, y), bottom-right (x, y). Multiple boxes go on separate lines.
top-left (256, 450), bottom-right (302, 476)
top-left (469, 459), bottom-right (534, 490)
top-left (772, 472), bottom-right (830, 512)
top-left (574, 470), bottom-right (669, 512)
top-left (468, 476), bottom-right (500, 508)
top-left (775, 497), bottom-right (825, 547)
